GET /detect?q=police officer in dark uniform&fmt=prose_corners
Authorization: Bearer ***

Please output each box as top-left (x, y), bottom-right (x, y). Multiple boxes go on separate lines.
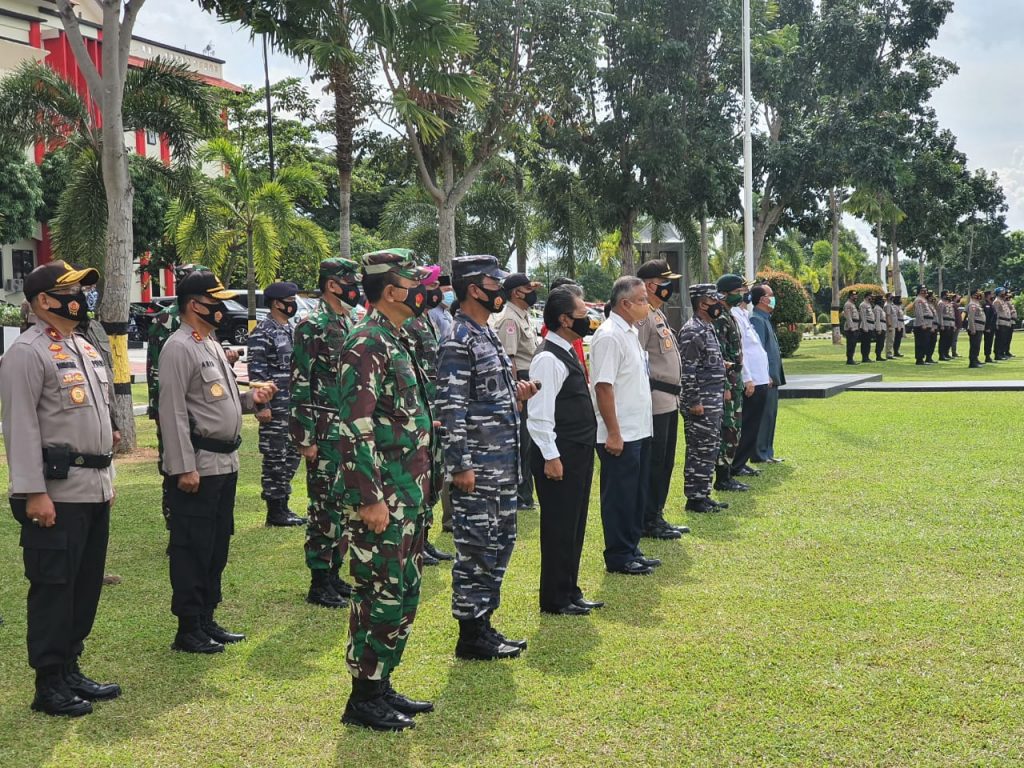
top-left (0, 261), bottom-right (120, 716)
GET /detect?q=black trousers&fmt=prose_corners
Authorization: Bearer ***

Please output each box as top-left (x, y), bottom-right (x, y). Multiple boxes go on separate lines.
top-left (894, 330), bottom-right (904, 354)
top-left (532, 441), bottom-right (594, 611)
top-left (969, 331), bottom-right (982, 364)
top-left (733, 384), bottom-right (768, 470)
top-left (873, 332), bottom-right (885, 359)
top-left (939, 328), bottom-right (954, 359)
top-left (165, 472), bottom-right (237, 618)
top-left (927, 329), bottom-right (938, 360)
top-left (11, 498), bottom-right (110, 671)
top-left (860, 331), bottom-right (873, 361)
top-left (844, 330), bottom-right (859, 362)
top-left (645, 410), bottom-right (679, 528)
top-left (997, 326), bottom-right (1013, 358)
top-left (984, 329), bottom-right (995, 358)
top-left (597, 438), bottom-right (650, 570)
top-left (516, 371), bottom-right (534, 506)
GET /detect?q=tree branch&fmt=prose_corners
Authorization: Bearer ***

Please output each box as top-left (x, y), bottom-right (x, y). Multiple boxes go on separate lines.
top-left (55, 0), bottom-right (104, 98)
top-left (118, 0), bottom-right (147, 82)
top-left (403, 117), bottom-right (443, 204)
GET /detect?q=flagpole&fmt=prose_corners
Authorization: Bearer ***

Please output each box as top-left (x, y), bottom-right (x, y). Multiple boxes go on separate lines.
top-left (742, 0), bottom-right (754, 282)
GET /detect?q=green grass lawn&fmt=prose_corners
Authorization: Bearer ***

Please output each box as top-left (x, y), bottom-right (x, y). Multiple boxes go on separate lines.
top-left (787, 332), bottom-right (1024, 381)
top-left (3, 386), bottom-right (1024, 765)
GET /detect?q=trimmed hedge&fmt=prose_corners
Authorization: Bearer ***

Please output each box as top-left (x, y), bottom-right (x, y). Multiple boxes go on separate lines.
top-left (777, 327), bottom-right (802, 358)
top-left (838, 283), bottom-right (884, 303)
top-left (756, 269), bottom-right (813, 357)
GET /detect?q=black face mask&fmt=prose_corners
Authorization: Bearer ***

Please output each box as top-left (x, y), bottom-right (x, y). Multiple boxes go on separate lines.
top-left (707, 302), bottom-right (724, 319)
top-left (401, 285), bottom-right (428, 317)
top-left (426, 287), bottom-right (444, 309)
top-left (277, 300), bottom-right (298, 318)
top-left (474, 284), bottom-right (506, 314)
top-left (654, 281), bottom-right (674, 302)
top-left (569, 315), bottom-right (593, 338)
top-left (331, 284), bottom-right (362, 309)
top-left (193, 299), bottom-right (226, 329)
top-left (523, 290), bottom-right (539, 308)
top-left (44, 291), bottom-right (89, 323)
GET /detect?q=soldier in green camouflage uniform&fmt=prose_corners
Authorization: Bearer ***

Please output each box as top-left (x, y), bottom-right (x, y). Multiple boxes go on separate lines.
top-left (334, 250), bottom-right (438, 732)
top-left (713, 274), bottom-right (749, 493)
top-left (290, 258), bottom-right (362, 609)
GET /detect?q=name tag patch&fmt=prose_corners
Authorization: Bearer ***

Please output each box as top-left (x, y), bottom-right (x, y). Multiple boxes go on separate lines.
top-left (62, 372), bottom-right (86, 385)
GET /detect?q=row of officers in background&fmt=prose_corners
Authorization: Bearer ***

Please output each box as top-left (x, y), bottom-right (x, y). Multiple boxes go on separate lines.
top-left (0, 253), bottom-right (785, 733)
top-left (842, 285), bottom-right (1018, 368)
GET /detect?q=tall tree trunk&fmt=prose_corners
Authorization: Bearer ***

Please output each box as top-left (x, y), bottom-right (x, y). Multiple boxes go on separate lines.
top-left (891, 220), bottom-right (901, 295)
top-left (332, 60), bottom-right (354, 260)
top-left (566, 238), bottom-right (576, 279)
top-left (875, 216), bottom-right (883, 285)
top-left (514, 156), bottom-right (527, 272)
top-left (620, 209), bottom-right (637, 275)
top-left (437, 201), bottom-right (458, 272)
top-left (830, 188), bottom-right (841, 345)
top-left (699, 215), bottom-right (709, 282)
top-left (246, 227), bottom-right (256, 330)
top-left (937, 260), bottom-right (944, 295)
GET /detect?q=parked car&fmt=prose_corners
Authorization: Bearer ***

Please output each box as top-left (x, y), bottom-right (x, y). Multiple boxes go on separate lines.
top-left (224, 289), bottom-right (318, 327)
top-left (130, 296), bottom-right (267, 345)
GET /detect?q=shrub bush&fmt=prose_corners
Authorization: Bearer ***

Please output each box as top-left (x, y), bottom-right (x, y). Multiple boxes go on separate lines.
top-left (838, 283), bottom-right (884, 304)
top-left (777, 327), bottom-right (802, 358)
top-left (816, 312), bottom-right (830, 325)
top-left (756, 269), bottom-right (813, 325)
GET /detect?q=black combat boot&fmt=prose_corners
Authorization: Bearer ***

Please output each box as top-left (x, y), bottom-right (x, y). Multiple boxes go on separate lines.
top-left (32, 666), bottom-right (92, 717)
top-left (201, 612), bottom-right (246, 644)
top-left (328, 564), bottom-right (353, 598)
top-left (171, 615), bottom-right (224, 654)
top-left (484, 616), bottom-right (527, 650)
top-left (424, 540), bottom-right (454, 562)
top-left (341, 678), bottom-right (415, 731)
top-left (455, 619), bottom-right (522, 661)
top-left (282, 496), bottom-right (307, 524)
top-left (64, 659), bottom-right (121, 701)
top-left (265, 498), bottom-right (305, 527)
top-left (382, 677), bottom-right (434, 715)
top-left (685, 497), bottom-right (718, 513)
top-left (307, 570), bottom-right (347, 609)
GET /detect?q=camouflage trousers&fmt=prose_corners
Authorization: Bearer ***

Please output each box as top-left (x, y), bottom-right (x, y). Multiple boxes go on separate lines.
top-left (717, 383), bottom-right (744, 467)
top-left (344, 505), bottom-right (425, 681)
top-left (303, 443), bottom-right (346, 571)
top-left (258, 411), bottom-right (301, 501)
top-left (451, 484), bottom-right (517, 621)
top-left (684, 403), bottom-right (723, 499)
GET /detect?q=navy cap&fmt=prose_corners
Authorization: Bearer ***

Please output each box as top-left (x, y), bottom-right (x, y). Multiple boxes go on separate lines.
top-left (453, 255), bottom-right (508, 282)
top-left (688, 283), bottom-right (722, 300)
top-left (265, 282), bottom-right (299, 300)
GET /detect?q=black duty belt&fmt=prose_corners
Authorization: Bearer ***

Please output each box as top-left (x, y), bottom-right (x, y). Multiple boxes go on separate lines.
top-left (42, 448), bottom-right (112, 469)
top-left (650, 379), bottom-right (682, 396)
top-left (190, 434), bottom-right (242, 454)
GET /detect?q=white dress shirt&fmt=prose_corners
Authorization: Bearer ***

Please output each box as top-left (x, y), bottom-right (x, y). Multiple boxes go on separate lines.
top-left (589, 311), bottom-right (653, 443)
top-left (527, 332), bottom-right (573, 460)
top-left (732, 305), bottom-right (770, 386)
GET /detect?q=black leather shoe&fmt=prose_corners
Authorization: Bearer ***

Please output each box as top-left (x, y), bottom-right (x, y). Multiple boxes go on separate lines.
top-left (342, 697), bottom-right (415, 731)
top-left (574, 597), bottom-right (605, 610)
top-left (383, 680), bottom-right (434, 715)
top-left (265, 499), bottom-right (306, 527)
top-left (734, 466), bottom-right (760, 477)
top-left (685, 498), bottom-right (717, 513)
top-left (708, 499), bottom-right (730, 510)
top-left (637, 556), bottom-right (661, 568)
top-left (714, 480), bottom-right (749, 492)
top-left (307, 581), bottom-right (347, 608)
top-left (32, 673), bottom-right (92, 717)
top-left (422, 550), bottom-right (440, 567)
top-left (643, 523), bottom-right (682, 540)
top-left (424, 541), bottom-right (454, 561)
top-left (486, 622), bottom-right (527, 650)
top-left (64, 662), bottom-right (121, 701)
top-left (202, 616), bottom-right (245, 644)
top-left (766, 457), bottom-right (786, 464)
top-left (846, 360), bottom-right (859, 365)
top-left (455, 620), bottom-right (522, 660)
top-left (607, 560), bottom-right (654, 575)
top-left (171, 629), bottom-right (224, 654)
top-left (328, 569), bottom-right (353, 598)
top-left (969, 361), bottom-right (984, 369)
top-left (542, 603), bottom-right (590, 616)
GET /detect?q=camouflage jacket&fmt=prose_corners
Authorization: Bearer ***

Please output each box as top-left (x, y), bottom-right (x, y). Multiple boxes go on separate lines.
top-left (436, 311), bottom-right (520, 483)
top-left (146, 304), bottom-right (180, 419)
top-left (333, 310), bottom-right (435, 510)
top-left (713, 311), bottom-right (743, 389)
top-left (248, 315), bottom-right (293, 410)
top-left (677, 316), bottom-right (726, 410)
top-left (289, 300), bottom-right (354, 448)
top-left (405, 315), bottom-right (439, 402)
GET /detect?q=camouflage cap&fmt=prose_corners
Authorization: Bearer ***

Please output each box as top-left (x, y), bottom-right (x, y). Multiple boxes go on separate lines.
top-left (319, 257), bottom-right (360, 283)
top-left (688, 283), bottom-right (723, 300)
top-left (362, 248), bottom-right (430, 280)
top-left (452, 254), bottom-right (508, 282)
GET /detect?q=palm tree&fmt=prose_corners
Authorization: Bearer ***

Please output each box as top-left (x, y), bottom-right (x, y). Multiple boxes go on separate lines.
top-left (167, 137), bottom-right (330, 326)
top-left (0, 59), bottom-right (220, 268)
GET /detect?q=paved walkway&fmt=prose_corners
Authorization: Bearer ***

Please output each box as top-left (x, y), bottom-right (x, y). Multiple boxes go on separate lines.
top-left (779, 374), bottom-right (882, 399)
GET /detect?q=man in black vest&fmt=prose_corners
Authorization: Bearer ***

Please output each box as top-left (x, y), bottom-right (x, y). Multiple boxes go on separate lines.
top-left (527, 288), bottom-right (603, 615)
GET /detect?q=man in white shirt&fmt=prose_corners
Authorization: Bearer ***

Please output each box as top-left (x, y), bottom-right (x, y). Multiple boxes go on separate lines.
top-left (730, 290), bottom-right (770, 477)
top-left (527, 288), bottom-right (602, 615)
top-left (591, 277), bottom-right (659, 576)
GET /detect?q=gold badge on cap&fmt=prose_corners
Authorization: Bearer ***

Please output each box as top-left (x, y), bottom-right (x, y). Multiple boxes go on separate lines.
top-left (211, 383), bottom-right (224, 398)
top-left (69, 386), bottom-right (87, 404)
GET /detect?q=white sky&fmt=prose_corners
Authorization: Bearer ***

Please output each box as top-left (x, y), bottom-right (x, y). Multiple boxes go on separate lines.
top-left (136, 0), bottom-right (1024, 236)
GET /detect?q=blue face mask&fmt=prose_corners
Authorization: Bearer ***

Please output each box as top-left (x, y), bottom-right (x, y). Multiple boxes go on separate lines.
top-left (767, 297), bottom-right (777, 310)
top-left (442, 290), bottom-right (455, 306)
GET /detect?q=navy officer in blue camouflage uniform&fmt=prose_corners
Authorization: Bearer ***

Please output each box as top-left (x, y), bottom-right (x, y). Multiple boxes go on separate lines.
top-left (678, 284), bottom-right (729, 514)
top-left (248, 282), bottom-right (305, 527)
top-left (437, 256), bottom-right (538, 662)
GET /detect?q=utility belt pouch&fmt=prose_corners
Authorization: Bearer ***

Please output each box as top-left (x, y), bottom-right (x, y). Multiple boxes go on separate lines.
top-left (43, 445), bottom-right (71, 480)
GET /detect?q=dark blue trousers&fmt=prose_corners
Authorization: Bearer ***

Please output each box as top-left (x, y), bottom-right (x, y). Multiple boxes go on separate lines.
top-left (597, 437), bottom-right (651, 570)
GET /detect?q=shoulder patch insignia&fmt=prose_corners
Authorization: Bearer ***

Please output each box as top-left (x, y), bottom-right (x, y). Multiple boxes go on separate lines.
top-left (48, 344), bottom-right (62, 352)
top-left (69, 386), bottom-right (87, 404)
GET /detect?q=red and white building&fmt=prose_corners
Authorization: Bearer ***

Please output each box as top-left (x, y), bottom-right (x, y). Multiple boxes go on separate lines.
top-left (0, 0), bottom-right (241, 302)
